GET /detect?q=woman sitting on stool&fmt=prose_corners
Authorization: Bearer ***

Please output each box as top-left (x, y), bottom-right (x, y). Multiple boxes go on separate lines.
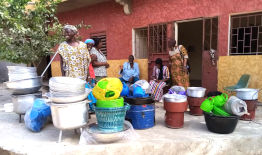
top-left (119, 55), bottom-right (140, 85)
top-left (149, 58), bottom-right (170, 101)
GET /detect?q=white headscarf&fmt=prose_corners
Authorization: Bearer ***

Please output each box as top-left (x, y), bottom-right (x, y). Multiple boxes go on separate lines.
top-left (63, 25), bottom-right (78, 33)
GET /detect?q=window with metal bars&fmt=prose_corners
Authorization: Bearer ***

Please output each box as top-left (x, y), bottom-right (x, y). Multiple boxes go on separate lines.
top-left (90, 32), bottom-right (107, 57)
top-left (230, 12), bottom-right (262, 55)
top-left (134, 27), bottom-right (148, 59)
top-left (148, 24), bottom-right (167, 53)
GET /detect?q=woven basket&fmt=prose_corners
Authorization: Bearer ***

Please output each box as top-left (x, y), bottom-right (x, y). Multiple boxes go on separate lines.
top-left (93, 103), bottom-right (130, 133)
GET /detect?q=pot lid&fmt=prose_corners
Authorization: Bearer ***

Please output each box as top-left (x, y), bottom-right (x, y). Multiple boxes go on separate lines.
top-left (235, 88), bottom-right (259, 92)
top-left (164, 94), bottom-right (187, 103)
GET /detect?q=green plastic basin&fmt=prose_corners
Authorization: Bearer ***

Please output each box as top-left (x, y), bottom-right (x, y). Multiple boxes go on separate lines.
top-left (96, 97), bottom-right (124, 108)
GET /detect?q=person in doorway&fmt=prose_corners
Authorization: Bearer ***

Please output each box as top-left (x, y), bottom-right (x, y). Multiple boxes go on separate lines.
top-left (57, 25), bottom-right (91, 81)
top-left (119, 55), bottom-right (140, 84)
top-left (168, 39), bottom-right (190, 88)
top-left (90, 38), bottom-right (109, 82)
top-left (149, 58), bottom-right (170, 101)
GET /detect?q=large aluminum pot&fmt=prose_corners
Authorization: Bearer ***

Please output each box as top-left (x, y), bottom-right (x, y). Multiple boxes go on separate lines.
top-left (12, 92), bottom-right (42, 114)
top-left (235, 88), bottom-right (260, 100)
top-left (187, 87), bottom-right (206, 98)
top-left (50, 100), bottom-right (90, 130)
top-left (4, 77), bottom-right (42, 95)
top-left (49, 77), bottom-right (85, 93)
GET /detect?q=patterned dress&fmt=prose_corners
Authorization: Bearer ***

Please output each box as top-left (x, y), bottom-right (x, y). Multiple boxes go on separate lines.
top-left (57, 41), bottom-right (91, 81)
top-left (169, 45), bottom-right (190, 88)
top-left (90, 47), bottom-right (107, 80)
top-left (149, 66), bottom-right (170, 101)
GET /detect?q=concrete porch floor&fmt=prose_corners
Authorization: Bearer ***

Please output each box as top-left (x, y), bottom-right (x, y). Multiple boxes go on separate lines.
top-left (1, 84), bottom-right (262, 155)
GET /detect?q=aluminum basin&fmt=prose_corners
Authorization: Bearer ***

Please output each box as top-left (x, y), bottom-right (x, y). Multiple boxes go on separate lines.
top-left (50, 100), bottom-right (90, 130)
top-left (187, 87), bottom-right (206, 98)
top-left (4, 77), bottom-right (42, 95)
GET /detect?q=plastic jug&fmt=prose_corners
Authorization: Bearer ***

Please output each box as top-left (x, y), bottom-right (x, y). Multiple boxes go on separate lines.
top-left (224, 96), bottom-right (248, 116)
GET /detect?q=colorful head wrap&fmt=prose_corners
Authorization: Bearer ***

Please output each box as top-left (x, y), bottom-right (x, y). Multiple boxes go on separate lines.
top-left (85, 39), bottom-right (95, 44)
top-left (63, 25), bottom-right (78, 33)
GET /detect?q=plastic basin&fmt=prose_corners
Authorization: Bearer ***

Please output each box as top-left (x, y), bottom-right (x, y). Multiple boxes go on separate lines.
top-left (204, 112), bottom-right (239, 134)
top-left (96, 97), bottom-right (124, 108)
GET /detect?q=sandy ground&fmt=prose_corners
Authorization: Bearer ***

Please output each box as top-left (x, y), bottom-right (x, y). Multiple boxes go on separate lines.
top-left (1, 83), bottom-right (262, 155)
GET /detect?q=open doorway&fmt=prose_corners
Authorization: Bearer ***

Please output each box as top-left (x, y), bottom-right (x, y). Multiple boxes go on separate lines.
top-left (177, 20), bottom-right (203, 86)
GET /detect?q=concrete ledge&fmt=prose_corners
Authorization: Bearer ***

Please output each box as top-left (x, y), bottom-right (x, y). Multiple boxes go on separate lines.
top-left (0, 103), bottom-right (262, 155)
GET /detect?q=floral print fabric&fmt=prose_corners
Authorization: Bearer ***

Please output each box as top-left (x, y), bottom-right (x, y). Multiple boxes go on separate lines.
top-left (57, 41), bottom-right (91, 81)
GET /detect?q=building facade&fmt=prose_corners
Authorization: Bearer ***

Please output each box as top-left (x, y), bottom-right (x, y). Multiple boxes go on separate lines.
top-left (51, 0), bottom-right (262, 95)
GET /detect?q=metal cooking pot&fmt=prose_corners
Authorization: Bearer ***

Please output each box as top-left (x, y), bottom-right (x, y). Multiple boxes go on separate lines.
top-left (4, 77), bottom-right (42, 95)
top-left (50, 100), bottom-right (90, 130)
top-left (12, 92), bottom-right (42, 114)
top-left (187, 87), bottom-right (206, 98)
top-left (235, 88), bottom-right (260, 100)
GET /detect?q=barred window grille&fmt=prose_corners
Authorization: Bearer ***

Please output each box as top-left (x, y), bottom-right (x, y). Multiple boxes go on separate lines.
top-left (230, 12), bottom-right (262, 55)
top-left (90, 32), bottom-right (107, 57)
top-left (148, 24), bottom-right (167, 53)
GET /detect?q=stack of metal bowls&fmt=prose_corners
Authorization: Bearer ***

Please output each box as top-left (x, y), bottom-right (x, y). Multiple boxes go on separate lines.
top-left (47, 77), bottom-right (90, 142)
top-left (7, 66), bottom-right (37, 81)
top-left (49, 77), bottom-right (86, 99)
top-left (4, 66), bottom-right (42, 122)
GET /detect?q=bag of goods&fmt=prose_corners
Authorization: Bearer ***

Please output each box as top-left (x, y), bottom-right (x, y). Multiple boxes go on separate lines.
top-left (93, 78), bottom-right (123, 100)
top-left (24, 99), bottom-right (51, 132)
top-left (224, 96), bottom-right (248, 116)
top-left (120, 82), bottom-right (130, 97)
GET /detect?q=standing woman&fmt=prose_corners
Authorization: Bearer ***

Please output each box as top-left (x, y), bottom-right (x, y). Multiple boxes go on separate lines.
top-left (57, 25), bottom-right (91, 81)
top-left (149, 58), bottom-right (170, 101)
top-left (168, 40), bottom-right (190, 88)
top-left (90, 38), bottom-right (109, 82)
top-left (84, 38), bottom-right (96, 86)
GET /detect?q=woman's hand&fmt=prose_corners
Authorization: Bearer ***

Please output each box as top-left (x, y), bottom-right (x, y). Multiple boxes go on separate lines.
top-left (119, 65), bottom-right (123, 70)
top-left (105, 62), bottom-right (110, 68)
top-left (128, 77), bottom-right (134, 83)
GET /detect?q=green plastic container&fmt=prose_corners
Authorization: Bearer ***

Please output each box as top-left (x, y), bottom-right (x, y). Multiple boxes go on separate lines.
top-left (200, 97), bottom-right (214, 112)
top-left (212, 106), bottom-right (231, 116)
top-left (96, 97), bottom-right (124, 108)
top-left (213, 93), bottom-right (228, 107)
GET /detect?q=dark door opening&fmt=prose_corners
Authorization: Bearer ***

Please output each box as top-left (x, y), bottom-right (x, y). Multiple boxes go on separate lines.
top-left (177, 20), bottom-right (203, 87)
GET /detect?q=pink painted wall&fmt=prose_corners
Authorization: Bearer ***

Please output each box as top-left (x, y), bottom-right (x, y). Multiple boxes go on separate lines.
top-left (57, 0), bottom-right (262, 59)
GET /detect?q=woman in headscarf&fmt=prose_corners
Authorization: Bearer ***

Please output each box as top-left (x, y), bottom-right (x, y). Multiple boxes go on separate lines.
top-left (90, 38), bottom-right (109, 82)
top-left (57, 25), bottom-right (91, 81)
top-left (149, 58), bottom-right (170, 101)
top-left (84, 38), bottom-right (96, 87)
top-left (168, 39), bottom-right (190, 88)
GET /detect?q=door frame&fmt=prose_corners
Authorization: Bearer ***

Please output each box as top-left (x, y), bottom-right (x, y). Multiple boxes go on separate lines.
top-left (175, 18), bottom-right (204, 86)
top-left (174, 18), bottom-right (204, 44)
